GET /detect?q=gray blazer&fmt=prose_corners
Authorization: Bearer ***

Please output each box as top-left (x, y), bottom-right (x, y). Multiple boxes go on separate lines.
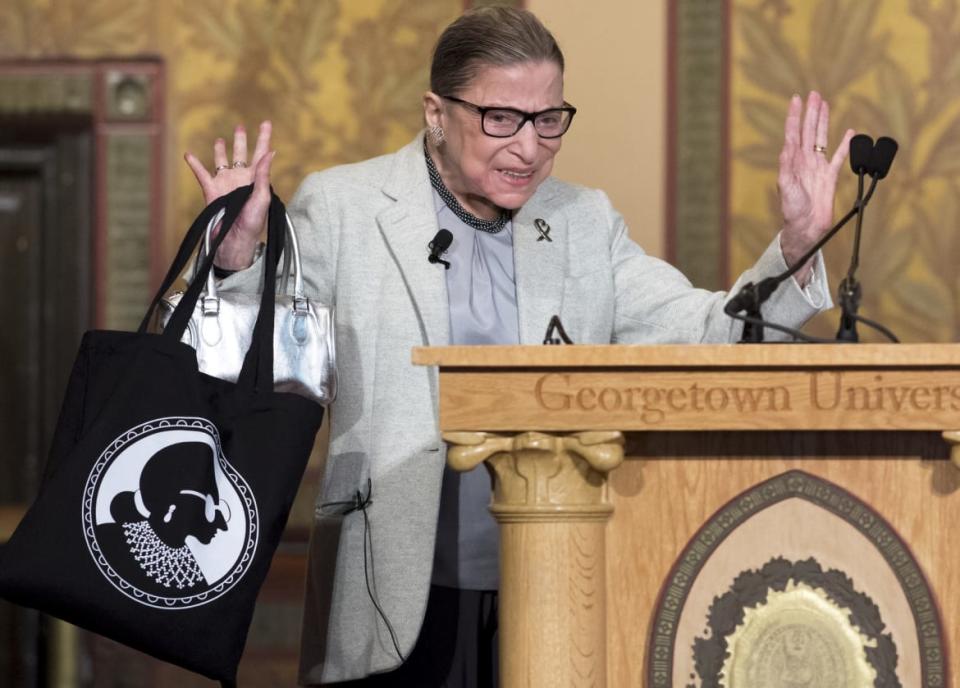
top-left (224, 133), bottom-right (829, 684)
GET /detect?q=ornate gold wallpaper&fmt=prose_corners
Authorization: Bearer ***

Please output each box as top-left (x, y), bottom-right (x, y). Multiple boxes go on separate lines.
top-left (0, 0), bottom-right (465, 259)
top-left (731, 0), bottom-right (960, 341)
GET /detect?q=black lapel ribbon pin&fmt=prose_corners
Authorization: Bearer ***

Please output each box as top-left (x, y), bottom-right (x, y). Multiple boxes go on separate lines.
top-left (534, 218), bottom-right (552, 242)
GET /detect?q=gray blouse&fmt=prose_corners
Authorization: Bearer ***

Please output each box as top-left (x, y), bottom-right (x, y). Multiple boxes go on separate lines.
top-left (430, 189), bottom-right (518, 591)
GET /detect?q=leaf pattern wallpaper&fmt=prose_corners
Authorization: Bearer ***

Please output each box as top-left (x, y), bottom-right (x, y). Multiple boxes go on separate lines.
top-left (1, 0), bottom-right (468, 261)
top-left (171, 0), bottom-right (468, 241)
top-left (731, 0), bottom-right (960, 341)
top-left (0, 0), bottom-right (156, 56)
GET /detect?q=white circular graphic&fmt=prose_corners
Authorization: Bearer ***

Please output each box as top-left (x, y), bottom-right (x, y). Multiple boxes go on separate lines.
top-left (82, 417), bottom-right (259, 609)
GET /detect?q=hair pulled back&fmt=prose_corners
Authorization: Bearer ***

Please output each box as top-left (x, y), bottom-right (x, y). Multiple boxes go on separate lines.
top-left (430, 7), bottom-right (564, 98)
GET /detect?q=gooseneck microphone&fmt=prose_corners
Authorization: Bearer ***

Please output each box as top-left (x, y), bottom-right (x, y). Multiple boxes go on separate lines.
top-left (836, 136), bottom-right (898, 341)
top-left (871, 136), bottom-right (899, 181)
top-left (724, 134), bottom-right (899, 343)
top-left (835, 134), bottom-right (876, 342)
top-left (849, 134), bottom-right (875, 176)
top-left (428, 229), bottom-right (453, 270)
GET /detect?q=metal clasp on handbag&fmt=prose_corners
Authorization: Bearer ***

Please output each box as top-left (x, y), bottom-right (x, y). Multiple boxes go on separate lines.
top-left (201, 296), bottom-right (221, 315)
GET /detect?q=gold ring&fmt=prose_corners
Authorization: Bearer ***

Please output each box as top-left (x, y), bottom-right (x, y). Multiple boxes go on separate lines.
top-left (813, 144), bottom-right (827, 154)
top-left (214, 164), bottom-right (229, 173)
top-left (232, 160), bottom-right (248, 168)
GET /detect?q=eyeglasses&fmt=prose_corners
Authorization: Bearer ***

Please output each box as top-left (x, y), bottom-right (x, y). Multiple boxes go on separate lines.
top-left (180, 489), bottom-right (231, 524)
top-left (441, 95), bottom-right (577, 139)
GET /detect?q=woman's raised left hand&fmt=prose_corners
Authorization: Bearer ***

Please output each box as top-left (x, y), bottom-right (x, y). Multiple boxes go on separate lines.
top-left (777, 91), bottom-right (855, 284)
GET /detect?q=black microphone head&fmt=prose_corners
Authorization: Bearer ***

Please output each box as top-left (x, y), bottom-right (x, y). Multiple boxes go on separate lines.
top-left (870, 136), bottom-right (898, 180)
top-left (429, 229), bottom-right (453, 253)
top-left (849, 134), bottom-right (874, 175)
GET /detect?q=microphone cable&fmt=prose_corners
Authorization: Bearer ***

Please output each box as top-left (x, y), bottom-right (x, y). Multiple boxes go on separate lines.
top-left (321, 478), bottom-right (406, 663)
top-left (724, 308), bottom-right (898, 343)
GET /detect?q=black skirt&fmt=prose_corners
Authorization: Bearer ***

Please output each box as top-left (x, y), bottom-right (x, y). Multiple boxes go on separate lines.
top-left (328, 585), bottom-right (498, 688)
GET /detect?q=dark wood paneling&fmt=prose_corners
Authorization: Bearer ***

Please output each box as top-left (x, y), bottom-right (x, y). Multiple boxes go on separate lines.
top-left (0, 134), bottom-right (93, 499)
top-left (0, 168), bottom-right (43, 502)
top-left (0, 134), bottom-right (93, 688)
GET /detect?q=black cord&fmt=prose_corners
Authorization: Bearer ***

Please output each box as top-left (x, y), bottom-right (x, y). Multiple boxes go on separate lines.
top-left (725, 310), bottom-right (833, 343)
top-left (849, 312), bottom-right (900, 343)
top-left (726, 309), bottom-right (899, 343)
top-left (319, 479), bottom-right (406, 663)
top-left (319, 480), bottom-right (372, 516)
top-left (360, 500), bottom-right (406, 662)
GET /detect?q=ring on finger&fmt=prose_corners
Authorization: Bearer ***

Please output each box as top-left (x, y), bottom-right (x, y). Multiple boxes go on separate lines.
top-left (232, 160), bottom-right (249, 169)
top-left (214, 164), bottom-right (229, 173)
top-left (813, 144), bottom-right (827, 154)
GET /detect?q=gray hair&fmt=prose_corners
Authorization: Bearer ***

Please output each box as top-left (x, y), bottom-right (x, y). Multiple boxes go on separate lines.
top-left (430, 6), bottom-right (565, 97)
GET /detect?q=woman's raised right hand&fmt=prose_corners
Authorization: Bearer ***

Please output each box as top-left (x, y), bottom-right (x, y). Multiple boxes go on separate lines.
top-left (184, 121), bottom-right (275, 270)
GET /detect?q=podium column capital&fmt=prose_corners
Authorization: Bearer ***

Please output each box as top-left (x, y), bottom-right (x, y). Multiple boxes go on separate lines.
top-left (443, 430), bottom-right (625, 523)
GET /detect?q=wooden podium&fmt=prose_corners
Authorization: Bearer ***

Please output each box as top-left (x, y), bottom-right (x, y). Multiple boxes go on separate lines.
top-left (413, 344), bottom-right (960, 688)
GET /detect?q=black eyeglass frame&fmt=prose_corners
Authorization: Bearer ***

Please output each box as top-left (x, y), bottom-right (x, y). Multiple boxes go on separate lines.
top-left (440, 95), bottom-right (577, 139)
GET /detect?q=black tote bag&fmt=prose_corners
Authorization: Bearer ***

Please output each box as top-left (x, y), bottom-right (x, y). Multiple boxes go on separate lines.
top-left (0, 185), bottom-right (324, 685)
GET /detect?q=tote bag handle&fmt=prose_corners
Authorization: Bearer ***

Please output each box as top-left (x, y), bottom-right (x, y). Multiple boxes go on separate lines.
top-left (138, 186), bottom-right (246, 335)
top-left (236, 193), bottom-right (286, 394)
top-left (138, 185), bottom-right (286, 395)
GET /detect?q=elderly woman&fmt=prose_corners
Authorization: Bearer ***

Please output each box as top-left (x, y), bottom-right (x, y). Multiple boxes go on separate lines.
top-left (185, 7), bottom-right (851, 687)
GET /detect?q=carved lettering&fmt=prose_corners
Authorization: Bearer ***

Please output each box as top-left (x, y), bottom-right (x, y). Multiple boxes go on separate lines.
top-left (731, 386), bottom-right (764, 412)
top-left (727, 386), bottom-right (791, 412)
top-left (576, 387), bottom-right (597, 410)
top-left (934, 386), bottom-right (949, 410)
top-left (910, 387), bottom-right (931, 410)
top-left (810, 371), bottom-right (842, 410)
top-left (532, 376), bottom-right (793, 424)
top-left (534, 373), bottom-right (570, 410)
top-left (598, 388), bottom-right (621, 412)
top-left (887, 387), bottom-right (910, 411)
top-left (531, 373), bottom-right (960, 421)
top-left (690, 383), bottom-right (705, 411)
top-left (769, 387), bottom-right (791, 411)
top-left (706, 388), bottom-right (729, 411)
top-left (641, 388), bottom-right (665, 423)
top-left (846, 386), bottom-right (879, 411)
top-left (667, 387), bottom-right (687, 410)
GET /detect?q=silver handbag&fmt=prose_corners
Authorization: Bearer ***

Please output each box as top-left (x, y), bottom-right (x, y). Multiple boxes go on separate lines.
top-left (158, 208), bottom-right (337, 404)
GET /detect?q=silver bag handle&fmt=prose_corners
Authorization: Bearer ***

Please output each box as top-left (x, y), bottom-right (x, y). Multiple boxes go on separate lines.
top-left (193, 209), bottom-right (305, 307)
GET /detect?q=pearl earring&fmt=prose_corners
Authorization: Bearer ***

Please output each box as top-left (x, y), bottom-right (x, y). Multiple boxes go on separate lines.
top-left (163, 504), bottom-right (176, 523)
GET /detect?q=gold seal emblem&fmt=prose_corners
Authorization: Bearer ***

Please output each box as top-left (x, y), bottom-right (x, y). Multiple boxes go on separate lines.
top-left (721, 581), bottom-right (877, 687)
